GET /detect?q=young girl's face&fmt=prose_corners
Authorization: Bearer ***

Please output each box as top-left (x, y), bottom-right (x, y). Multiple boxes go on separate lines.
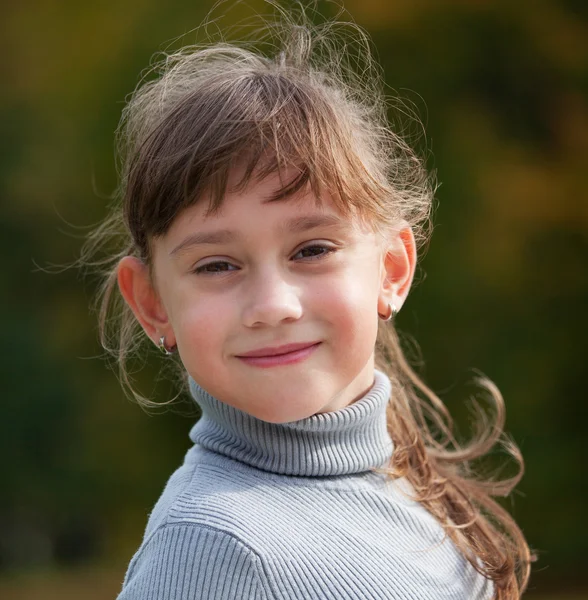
top-left (127, 168), bottom-right (414, 423)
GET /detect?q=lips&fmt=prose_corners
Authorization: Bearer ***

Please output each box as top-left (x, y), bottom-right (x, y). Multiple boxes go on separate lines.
top-left (236, 342), bottom-right (320, 358)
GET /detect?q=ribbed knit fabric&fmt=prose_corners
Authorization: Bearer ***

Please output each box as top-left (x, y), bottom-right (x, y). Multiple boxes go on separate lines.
top-left (117, 369), bottom-right (494, 599)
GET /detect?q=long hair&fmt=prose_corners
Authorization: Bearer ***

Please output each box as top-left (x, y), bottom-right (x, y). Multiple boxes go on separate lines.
top-left (82, 6), bottom-right (534, 597)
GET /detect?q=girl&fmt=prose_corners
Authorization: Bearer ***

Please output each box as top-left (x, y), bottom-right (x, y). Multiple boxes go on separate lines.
top-left (86, 5), bottom-right (533, 599)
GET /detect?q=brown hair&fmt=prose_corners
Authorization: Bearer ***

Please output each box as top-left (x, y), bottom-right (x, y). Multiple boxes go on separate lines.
top-left (83, 6), bottom-right (534, 598)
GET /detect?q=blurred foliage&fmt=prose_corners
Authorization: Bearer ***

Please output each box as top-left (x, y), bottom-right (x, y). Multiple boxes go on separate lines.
top-left (1, 0), bottom-right (586, 596)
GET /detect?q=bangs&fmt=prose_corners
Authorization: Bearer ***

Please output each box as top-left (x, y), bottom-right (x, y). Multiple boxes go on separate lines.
top-left (124, 68), bottom-right (391, 255)
top-left (200, 73), bottom-right (363, 215)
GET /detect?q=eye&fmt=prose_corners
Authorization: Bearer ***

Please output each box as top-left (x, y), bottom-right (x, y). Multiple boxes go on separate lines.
top-left (193, 261), bottom-right (238, 275)
top-left (293, 244), bottom-right (336, 261)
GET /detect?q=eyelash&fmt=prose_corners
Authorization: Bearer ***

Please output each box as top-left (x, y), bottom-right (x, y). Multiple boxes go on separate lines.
top-left (193, 244), bottom-right (336, 275)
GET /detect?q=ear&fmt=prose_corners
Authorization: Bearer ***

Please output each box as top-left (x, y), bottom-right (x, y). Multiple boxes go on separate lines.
top-left (117, 256), bottom-right (174, 347)
top-left (377, 223), bottom-right (417, 317)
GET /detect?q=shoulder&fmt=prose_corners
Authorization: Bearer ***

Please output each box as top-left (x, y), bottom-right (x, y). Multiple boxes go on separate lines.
top-left (164, 447), bottom-right (313, 525)
top-left (142, 446), bottom-right (264, 534)
top-left (134, 446), bottom-right (292, 561)
top-left (118, 522), bottom-right (273, 600)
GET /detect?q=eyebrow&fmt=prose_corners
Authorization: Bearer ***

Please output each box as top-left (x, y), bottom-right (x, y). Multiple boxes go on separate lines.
top-left (170, 214), bottom-right (346, 257)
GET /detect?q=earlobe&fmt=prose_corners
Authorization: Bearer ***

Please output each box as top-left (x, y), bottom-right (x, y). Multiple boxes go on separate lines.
top-left (117, 256), bottom-right (171, 342)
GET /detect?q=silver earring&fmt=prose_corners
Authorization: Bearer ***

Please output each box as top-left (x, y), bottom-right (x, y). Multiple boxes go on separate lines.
top-left (158, 335), bottom-right (177, 355)
top-left (378, 303), bottom-right (398, 322)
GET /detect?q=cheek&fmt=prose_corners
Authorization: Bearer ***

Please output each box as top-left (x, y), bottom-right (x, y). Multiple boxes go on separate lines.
top-left (319, 268), bottom-right (380, 343)
top-left (163, 285), bottom-right (230, 368)
top-left (174, 296), bottom-right (225, 346)
top-left (171, 296), bottom-right (234, 389)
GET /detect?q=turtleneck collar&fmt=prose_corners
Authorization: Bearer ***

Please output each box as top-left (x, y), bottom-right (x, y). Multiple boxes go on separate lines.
top-left (187, 369), bottom-right (394, 477)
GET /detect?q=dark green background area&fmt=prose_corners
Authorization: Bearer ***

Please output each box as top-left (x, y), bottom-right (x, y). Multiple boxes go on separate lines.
top-left (1, 1), bottom-right (586, 598)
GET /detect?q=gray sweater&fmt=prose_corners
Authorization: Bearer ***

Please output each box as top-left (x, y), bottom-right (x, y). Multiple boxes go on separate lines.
top-left (117, 369), bottom-right (494, 599)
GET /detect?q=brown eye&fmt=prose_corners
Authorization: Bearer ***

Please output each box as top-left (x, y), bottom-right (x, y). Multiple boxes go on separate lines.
top-left (194, 261), bottom-right (237, 274)
top-left (294, 244), bottom-right (336, 261)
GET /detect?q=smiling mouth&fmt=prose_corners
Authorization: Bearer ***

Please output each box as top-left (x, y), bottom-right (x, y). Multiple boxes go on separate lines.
top-left (235, 342), bottom-right (321, 367)
top-left (236, 342), bottom-right (321, 358)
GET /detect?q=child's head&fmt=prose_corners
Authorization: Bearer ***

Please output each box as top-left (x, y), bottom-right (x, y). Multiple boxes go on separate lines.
top-left (110, 14), bottom-right (433, 420)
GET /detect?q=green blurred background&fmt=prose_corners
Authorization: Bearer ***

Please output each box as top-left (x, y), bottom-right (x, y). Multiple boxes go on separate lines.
top-left (1, 0), bottom-right (586, 598)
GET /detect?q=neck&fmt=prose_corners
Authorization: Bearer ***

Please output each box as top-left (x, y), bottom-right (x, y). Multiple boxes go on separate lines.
top-left (188, 369), bottom-right (394, 477)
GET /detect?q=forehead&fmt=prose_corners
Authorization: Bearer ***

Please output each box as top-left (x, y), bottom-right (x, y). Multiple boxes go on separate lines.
top-left (168, 167), bottom-right (371, 238)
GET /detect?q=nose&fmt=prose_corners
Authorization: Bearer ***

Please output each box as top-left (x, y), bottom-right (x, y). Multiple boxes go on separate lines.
top-left (241, 266), bottom-right (303, 328)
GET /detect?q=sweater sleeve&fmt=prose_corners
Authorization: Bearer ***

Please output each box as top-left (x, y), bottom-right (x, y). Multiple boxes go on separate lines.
top-left (116, 523), bottom-right (272, 600)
